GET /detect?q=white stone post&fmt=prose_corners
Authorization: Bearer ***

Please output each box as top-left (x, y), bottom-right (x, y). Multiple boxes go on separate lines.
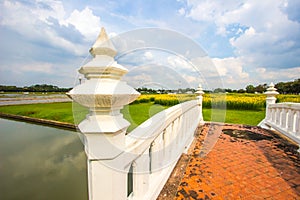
top-left (264, 82), bottom-right (279, 120)
top-left (196, 84), bottom-right (205, 124)
top-left (67, 28), bottom-right (140, 200)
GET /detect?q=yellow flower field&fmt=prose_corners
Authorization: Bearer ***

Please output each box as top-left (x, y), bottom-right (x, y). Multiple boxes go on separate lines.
top-left (132, 93), bottom-right (300, 110)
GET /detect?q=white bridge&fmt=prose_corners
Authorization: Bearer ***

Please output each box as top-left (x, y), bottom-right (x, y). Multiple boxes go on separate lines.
top-left (259, 83), bottom-right (300, 146)
top-left (68, 28), bottom-right (300, 200)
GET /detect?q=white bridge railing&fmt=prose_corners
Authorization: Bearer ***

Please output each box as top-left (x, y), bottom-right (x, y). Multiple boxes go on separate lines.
top-left (124, 99), bottom-right (203, 200)
top-left (263, 103), bottom-right (300, 144)
top-left (67, 28), bottom-right (205, 200)
top-left (259, 83), bottom-right (300, 146)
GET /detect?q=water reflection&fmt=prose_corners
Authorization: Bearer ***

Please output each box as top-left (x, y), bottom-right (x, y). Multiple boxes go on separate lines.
top-left (0, 118), bottom-right (88, 200)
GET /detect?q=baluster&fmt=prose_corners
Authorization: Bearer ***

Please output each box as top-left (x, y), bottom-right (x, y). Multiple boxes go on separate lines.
top-left (270, 107), bottom-right (274, 122)
top-left (173, 119), bottom-right (179, 145)
top-left (176, 116), bottom-right (182, 145)
top-left (150, 138), bottom-right (162, 173)
top-left (281, 108), bottom-right (287, 129)
top-left (272, 107), bottom-right (276, 123)
top-left (275, 108), bottom-right (281, 125)
top-left (266, 106), bottom-right (271, 120)
top-left (163, 125), bottom-right (172, 166)
top-left (162, 129), bottom-right (167, 157)
top-left (271, 107), bottom-right (276, 122)
top-left (174, 118), bottom-right (182, 159)
top-left (149, 142), bottom-right (154, 174)
top-left (291, 110), bottom-right (297, 134)
top-left (133, 151), bottom-right (149, 199)
top-left (170, 121), bottom-right (175, 146)
top-left (287, 109), bottom-right (294, 133)
top-left (156, 134), bottom-right (164, 170)
top-left (295, 110), bottom-right (300, 136)
top-left (279, 108), bottom-right (282, 127)
top-left (187, 109), bottom-right (192, 133)
top-left (182, 114), bottom-right (187, 141)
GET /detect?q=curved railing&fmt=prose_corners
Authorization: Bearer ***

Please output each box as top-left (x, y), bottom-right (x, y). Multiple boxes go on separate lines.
top-left (118, 99), bottom-right (203, 200)
top-left (263, 102), bottom-right (300, 144)
top-left (68, 28), bottom-right (206, 200)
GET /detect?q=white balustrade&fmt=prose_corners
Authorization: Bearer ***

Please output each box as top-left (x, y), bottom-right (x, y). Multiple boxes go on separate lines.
top-left (123, 99), bottom-right (203, 200)
top-left (265, 103), bottom-right (300, 143)
top-left (68, 28), bottom-right (205, 200)
top-left (259, 83), bottom-right (300, 146)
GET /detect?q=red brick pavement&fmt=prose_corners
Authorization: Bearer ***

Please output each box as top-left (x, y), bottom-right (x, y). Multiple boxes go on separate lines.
top-left (160, 123), bottom-right (300, 200)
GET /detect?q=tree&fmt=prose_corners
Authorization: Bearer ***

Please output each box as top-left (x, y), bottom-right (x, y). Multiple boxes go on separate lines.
top-left (237, 89), bottom-right (245, 93)
top-left (276, 79), bottom-right (300, 94)
top-left (246, 85), bottom-right (255, 93)
top-left (213, 88), bottom-right (225, 93)
top-left (255, 84), bottom-right (267, 93)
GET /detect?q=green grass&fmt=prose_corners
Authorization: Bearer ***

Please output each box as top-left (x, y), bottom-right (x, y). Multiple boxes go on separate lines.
top-left (0, 102), bottom-right (265, 131)
top-left (0, 102), bottom-right (74, 123)
top-left (122, 103), bottom-right (168, 132)
top-left (203, 108), bottom-right (265, 126)
top-left (0, 102), bottom-right (168, 132)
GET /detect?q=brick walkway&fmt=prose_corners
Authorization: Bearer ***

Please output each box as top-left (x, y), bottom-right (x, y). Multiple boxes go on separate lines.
top-left (158, 123), bottom-right (300, 200)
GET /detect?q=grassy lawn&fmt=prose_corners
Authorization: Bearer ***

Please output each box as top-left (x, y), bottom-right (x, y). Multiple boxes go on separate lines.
top-left (0, 102), bottom-right (168, 132)
top-left (0, 102), bottom-right (74, 123)
top-left (203, 108), bottom-right (265, 126)
top-left (0, 102), bottom-right (265, 131)
top-left (122, 103), bottom-right (167, 132)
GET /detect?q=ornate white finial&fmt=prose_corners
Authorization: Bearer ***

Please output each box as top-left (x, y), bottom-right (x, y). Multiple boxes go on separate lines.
top-left (67, 28), bottom-right (140, 200)
top-left (196, 84), bottom-right (204, 96)
top-left (78, 27), bottom-right (127, 80)
top-left (195, 83), bottom-right (204, 106)
top-left (265, 82), bottom-right (279, 96)
top-left (67, 27), bottom-right (140, 159)
top-left (89, 27), bottom-right (117, 57)
top-left (264, 82), bottom-right (279, 106)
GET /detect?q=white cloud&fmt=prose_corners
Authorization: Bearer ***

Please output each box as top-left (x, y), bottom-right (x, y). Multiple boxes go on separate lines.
top-left (124, 65), bottom-right (191, 89)
top-left (252, 66), bottom-right (300, 83)
top-left (144, 51), bottom-right (153, 60)
top-left (185, 0), bottom-right (300, 68)
top-left (167, 55), bottom-right (194, 71)
top-left (244, 27), bottom-right (256, 36)
top-left (32, 0), bottom-right (66, 23)
top-left (178, 8), bottom-right (185, 16)
top-left (182, 74), bottom-right (197, 84)
top-left (20, 62), bottom-right (54, 74)
top-left (255, 67), bottom-right (266, 74)
top-left (1, 0), bottom-right (298, 89)
top-left (63, 7), bottom-right (101, 40)
top-left (212, 57), bottom-right (249, 88)
top-left (0, 1), bottom-right (101, 56)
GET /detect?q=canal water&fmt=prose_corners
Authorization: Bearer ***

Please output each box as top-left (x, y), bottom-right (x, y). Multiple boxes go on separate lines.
top-left (0, 118), bottom-right (88, 200)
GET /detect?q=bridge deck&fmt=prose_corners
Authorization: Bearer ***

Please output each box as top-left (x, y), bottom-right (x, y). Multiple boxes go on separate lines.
top-left (158, 123), bottom-right (300, 199)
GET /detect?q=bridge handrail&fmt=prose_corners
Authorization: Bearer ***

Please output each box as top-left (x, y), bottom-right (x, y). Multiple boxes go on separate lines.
top-left (259, 83), bottom-right (300, 146)
top-left (264, 102), bottom-right (300, 144)
top-left (122, 99), bottom-right (203, 200)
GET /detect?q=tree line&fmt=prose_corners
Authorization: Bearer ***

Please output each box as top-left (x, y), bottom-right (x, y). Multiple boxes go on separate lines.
top-left (0, 84), bottom-right (71, 92)
top-left (137, 79), bottom-right (300, 94)
top-left (245, 79), bottom-right (300, 94)
top-left (136, 87), bottom-right (196, 94)
top-left (1, 79), bottom-right (299, 94)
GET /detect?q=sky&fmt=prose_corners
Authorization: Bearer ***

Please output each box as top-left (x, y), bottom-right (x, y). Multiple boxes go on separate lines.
top-left (0, 0), bottom-right (300, 90)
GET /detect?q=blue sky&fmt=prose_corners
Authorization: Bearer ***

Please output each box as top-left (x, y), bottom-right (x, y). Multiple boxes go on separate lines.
top-left (0, 0), bottom-right (299, 89)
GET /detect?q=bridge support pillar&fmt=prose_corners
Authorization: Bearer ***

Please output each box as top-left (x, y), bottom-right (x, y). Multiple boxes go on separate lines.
top-left (67, 27), bottom-right (140, 200)
top-left (264, 83), bottom-right (279, 120)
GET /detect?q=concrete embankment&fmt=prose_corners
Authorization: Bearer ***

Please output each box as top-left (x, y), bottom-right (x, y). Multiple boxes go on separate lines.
top-left (0, 113), bottom-right (76, 131)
